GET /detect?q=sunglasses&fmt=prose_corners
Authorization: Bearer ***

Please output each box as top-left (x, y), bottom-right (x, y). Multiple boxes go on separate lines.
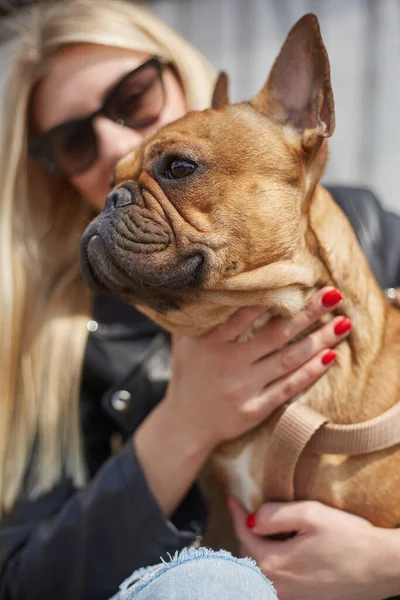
top-left (29, 57), bottom-right (166, 178)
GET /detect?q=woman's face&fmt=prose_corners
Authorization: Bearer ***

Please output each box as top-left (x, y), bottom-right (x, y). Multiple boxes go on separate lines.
top-left (31, 44), bottom-right (187, 212)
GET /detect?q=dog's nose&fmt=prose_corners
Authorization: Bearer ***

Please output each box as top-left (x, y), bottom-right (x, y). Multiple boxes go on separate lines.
top-left (104, 183), bottom-right (136, 211)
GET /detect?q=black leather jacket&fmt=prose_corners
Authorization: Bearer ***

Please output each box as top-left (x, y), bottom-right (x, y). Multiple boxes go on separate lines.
top-left (1, 187), bottom-right (400, 600)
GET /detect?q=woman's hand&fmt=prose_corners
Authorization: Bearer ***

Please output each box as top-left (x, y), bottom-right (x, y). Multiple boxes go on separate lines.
top-left (163, 286), bottom-right (349, 450)
top-left (227, 497), bottom-right (400, 600)
top-left (134, 287), bottom-right (350, 516)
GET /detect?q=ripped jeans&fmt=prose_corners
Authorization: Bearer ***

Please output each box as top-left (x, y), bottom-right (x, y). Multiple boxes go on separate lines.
top-left (110, 547), bottom-right (278, 599)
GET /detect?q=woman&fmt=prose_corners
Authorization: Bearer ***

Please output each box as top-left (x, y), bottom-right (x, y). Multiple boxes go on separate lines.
top-left (0, 1), bottom-right (399, 599)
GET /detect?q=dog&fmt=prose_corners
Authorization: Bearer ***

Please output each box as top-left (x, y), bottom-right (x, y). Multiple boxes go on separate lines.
top-left (80, 14), bottom-right (400, 544)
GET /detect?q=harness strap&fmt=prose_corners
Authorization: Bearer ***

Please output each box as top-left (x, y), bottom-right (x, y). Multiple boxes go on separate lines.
top-left (309, 400), bottom-right (400, 454)
top-left (263, 403), bottom-right (326, 501)
top-left (264, 400), bottom-right (400, 502)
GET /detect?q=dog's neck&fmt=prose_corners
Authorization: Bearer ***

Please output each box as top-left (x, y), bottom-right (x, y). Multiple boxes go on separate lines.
top-left (308, 184), bottom-right (385, 339)
top-left (303, 184), bottom-right (399, 423)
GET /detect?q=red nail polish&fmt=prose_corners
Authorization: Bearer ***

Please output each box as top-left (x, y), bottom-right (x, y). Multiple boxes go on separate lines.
top-left (246, 513), bottom-right (256, 529)
top-left (334, 317), bottom-right (352, 336)
top-left (322, 289), bottom-right (343, 307)
top-left (321, 349), bottom-right (336, 365)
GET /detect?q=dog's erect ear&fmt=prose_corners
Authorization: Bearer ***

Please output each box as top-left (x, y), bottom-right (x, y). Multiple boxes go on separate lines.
top-left (251, 14), bottom-right (335, 143)
top-left (212, 72), bottom-right (229, 109)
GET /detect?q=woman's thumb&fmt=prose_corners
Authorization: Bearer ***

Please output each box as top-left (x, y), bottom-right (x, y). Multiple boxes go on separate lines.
top-left (249, 501), bottom-right (314, 536)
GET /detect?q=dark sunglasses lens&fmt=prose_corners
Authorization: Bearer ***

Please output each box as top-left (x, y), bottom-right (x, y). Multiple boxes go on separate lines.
top-left (45, 119), bottom-right (97, 176)
top-left (105, 62), bottom-right (165, 129)
top-left (29, 60), bottom-right (165, 176)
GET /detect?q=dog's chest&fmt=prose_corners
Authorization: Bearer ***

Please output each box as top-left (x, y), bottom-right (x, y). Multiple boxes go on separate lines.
top-left (212, 445), bottom-right (261, 512)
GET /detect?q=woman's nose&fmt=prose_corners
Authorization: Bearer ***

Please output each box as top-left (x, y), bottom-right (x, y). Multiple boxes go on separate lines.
top-left (93, 115), bottom-right (145, 166)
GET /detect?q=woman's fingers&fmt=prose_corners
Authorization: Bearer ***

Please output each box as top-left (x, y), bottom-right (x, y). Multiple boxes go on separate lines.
top-left (245, 287), bottom-right (343, 362)
top-left (208, 305), bottom-right (268, 343)
top-left (245, 347), bottom-right (341, 420)
top-left (252, 314), bottom-right (351, 387)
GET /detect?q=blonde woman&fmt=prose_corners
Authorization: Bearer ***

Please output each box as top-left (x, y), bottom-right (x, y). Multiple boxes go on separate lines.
top-left (1, 1), bottom-right (399, 599)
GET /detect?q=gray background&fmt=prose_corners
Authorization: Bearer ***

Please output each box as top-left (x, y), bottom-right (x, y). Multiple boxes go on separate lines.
top-left (145, 0), bottom-right (400, 213)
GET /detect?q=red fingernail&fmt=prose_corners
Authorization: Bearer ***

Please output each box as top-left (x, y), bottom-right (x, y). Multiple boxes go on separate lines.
top-left (322, 289), bottom-right (343, 307)
top-left (246, 513), bottom-right (256, 529)
top-left (334, 317), bottom-right (352, 336)
top-left (321, 349), bottom-right (336, 365)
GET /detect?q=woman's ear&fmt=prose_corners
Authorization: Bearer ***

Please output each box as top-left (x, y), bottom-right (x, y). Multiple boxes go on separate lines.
top-left (211, 72), bottom-right (229, 109)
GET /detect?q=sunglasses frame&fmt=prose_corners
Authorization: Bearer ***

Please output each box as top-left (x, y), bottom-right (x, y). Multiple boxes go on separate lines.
top-left (28, 56), bottom-right (166, 177)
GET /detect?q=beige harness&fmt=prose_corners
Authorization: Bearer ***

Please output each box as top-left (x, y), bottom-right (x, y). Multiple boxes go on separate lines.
top-left (264, 400), bottom-right (400, 501)
top-left (264, 289), bottom-right (400, 502)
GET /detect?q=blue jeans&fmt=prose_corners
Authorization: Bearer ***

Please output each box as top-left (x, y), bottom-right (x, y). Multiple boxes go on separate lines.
top-left (111, 547), bottom-right (277, 599)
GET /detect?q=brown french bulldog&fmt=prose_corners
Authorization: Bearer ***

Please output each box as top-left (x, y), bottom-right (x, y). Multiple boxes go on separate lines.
top-left (80, 14), bottom-right (400, 541)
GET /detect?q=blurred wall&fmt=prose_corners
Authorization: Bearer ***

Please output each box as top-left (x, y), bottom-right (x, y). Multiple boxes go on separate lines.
top-left (146, 0), bottom-right (400, 213)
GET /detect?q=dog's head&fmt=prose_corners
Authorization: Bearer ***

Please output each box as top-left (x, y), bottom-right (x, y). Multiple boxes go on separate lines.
top-left (80, 14), bottom-right (335, 334)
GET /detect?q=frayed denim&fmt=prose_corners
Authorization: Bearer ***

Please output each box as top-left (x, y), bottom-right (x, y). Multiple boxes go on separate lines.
top-left (110, 547), bottom-right (277, 599)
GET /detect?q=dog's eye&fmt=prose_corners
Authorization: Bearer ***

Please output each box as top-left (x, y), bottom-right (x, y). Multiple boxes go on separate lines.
top-left (165, 159), bottom-right (197, 179)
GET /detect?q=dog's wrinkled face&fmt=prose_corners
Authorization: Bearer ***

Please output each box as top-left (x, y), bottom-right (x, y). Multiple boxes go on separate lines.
top-left (80, 14), bottom-right (335, 333)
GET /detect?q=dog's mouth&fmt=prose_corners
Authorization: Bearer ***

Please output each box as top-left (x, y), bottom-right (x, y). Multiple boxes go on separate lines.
top-left (80, 222), bottom-right (208, 309)
top-left (80, 233), bottom-right (134, 295)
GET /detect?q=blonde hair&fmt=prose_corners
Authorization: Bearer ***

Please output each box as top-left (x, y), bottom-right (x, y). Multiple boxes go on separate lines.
top-left (0, 0), bottom-right (215, 514)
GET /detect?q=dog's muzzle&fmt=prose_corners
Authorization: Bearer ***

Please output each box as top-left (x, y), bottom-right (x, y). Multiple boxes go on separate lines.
top-left (80, 182), bottom-right (207, 298)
